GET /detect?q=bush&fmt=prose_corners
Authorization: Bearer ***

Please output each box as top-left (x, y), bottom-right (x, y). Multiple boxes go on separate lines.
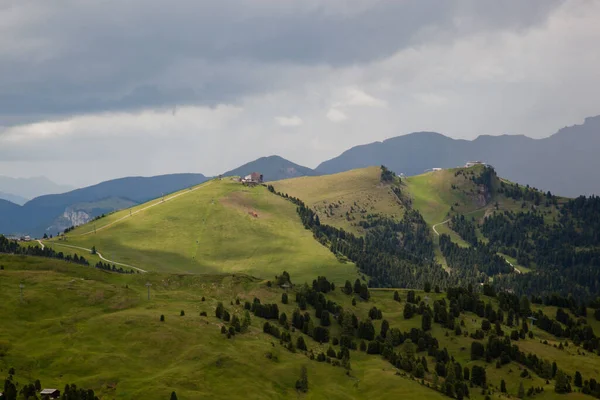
top-left (180, 310), bottom-right (185, 316)
top-left (160, 314), bottom-right (165, 322)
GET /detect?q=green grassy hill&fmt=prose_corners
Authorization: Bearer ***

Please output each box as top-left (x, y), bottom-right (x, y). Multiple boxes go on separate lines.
top-left (0, 254), bottom-right (447, 400)
top-left (46, 179), bottom-right (357, 284)
top-left (271, 167), bottom-right (406, 234)
top-left (273, 165), bottom-right (565, 275)
top-left (1, 254), bottom-right (597, 399)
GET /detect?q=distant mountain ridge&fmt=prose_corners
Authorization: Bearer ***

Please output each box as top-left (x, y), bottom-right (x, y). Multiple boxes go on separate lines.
top-left (0, 175), bottom-right (74, 200)
top-left (0, 191), bottom-right (29, 206)
top-left (316, 115), bottom-right (600, 197)
top-left (1, 114), bottom-right (599, 236)
top-left (223, 155), bottom-right (316, 181)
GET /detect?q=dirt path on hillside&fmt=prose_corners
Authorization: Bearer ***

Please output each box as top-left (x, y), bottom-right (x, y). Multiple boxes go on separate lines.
top-left (432, 206), bottom-right (522, 274)
top-left (43, 242), bottom-right (147, 273)
top-left (72, 180), bottom-right (213, 237)
top-left (38, 180), bottom-right (217, 274)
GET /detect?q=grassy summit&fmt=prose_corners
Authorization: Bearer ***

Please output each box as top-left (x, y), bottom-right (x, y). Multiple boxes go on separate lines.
top-left (47, 179), bottom-right (357, 284)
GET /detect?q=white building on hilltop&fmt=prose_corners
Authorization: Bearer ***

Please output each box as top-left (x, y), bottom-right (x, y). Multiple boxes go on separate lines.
top-left (465, 161), bottom-right (485, 168)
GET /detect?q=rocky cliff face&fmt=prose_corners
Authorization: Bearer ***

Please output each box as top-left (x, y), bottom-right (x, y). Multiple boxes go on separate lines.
top-left (63, 208), bottom-right (92, 226)
top-left (476, 185), bottom-right (492, 207)
top-left (45, 208), bottom-right (92, 235)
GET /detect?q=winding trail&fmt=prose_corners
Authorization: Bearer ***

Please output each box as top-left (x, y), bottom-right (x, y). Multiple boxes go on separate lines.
top-left (36, 181), bottom-right (215, 273)
top-left (432, 219), bottom-right (451, 236)
top-left (44, 242), bottom-right (147, 273)
top-left (73, 180), bottom-right (213, 237)
top-left (432, 205), bottom-right (522, 274)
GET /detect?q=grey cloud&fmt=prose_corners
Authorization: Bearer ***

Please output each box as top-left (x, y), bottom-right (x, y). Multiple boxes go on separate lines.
top-left (0, 0), bottom-right (563, 124)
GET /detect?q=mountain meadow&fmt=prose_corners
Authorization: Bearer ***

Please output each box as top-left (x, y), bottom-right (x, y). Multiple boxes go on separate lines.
top-left (1, 165), bottom-right (600, 399)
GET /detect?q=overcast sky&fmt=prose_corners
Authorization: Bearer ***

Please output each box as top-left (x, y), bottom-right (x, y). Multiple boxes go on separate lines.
top-left (1, 0), bottom-right (599, 187)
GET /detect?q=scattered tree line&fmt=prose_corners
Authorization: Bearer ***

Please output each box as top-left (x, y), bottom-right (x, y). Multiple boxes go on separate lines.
top-left (266, 185), bottom-right (449, 290)
top-left (0, 235), bottom-right (89, 266)
top-left (2, 370), bottom-right (98, 400)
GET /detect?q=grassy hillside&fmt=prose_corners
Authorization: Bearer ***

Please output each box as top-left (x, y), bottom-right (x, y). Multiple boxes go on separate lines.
top-left (271, 165), bottom-right (568, 278)
top-left (1, 254), bottom-right (597, 400)
top-left (271, 167), bottom-right (405, 234)
top-left (404, 166), bottom-right (491, 225)
top-left (0, 254), bottom-right (446, 400)
top-left (48, 179), bottom-right (357, 284)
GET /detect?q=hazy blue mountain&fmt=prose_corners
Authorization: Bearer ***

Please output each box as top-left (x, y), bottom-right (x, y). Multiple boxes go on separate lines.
top-left (223, 155), bottom-right (316, 181)
top-left (316, 115), bottom-right (600, 197)
top-left (0, 176), bottom-right (74, 199)
top-left (0, 191), bottom-right (29, 206)
top-left (0, 173), bottom-right (209, 237)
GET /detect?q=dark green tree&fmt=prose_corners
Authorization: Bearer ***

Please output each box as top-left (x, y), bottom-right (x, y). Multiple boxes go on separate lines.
top-left (170, 391), bottom-right (178, 400)
top-left (320, 310), bottom-right (331, 326)
top-left (574, 371), bottom-right (583, 387)
top-left (520, 295), bottom-right (531, 316)
top-left (422, 311), bottom-right (432, 331)
top-left (295, 366), bottom-right (309, 392)
top-left (282, 292), bottom-right (288, 304)
top-left (380, 319), bottom-right (390, 338)
top-left (344, 280), bottom-right (353, 295)
top-left (555, 370), bottom-right (571, 394)
top-left (215, 302), bottom-right (224, 319)
top-left (297, 336), bottom-right (307, 351)
top-left (353, 279), bottom-right (361, 294)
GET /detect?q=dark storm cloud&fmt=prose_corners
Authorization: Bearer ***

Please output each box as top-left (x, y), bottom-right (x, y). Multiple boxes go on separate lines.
top-left (0, 0), bottom-right (563, 125)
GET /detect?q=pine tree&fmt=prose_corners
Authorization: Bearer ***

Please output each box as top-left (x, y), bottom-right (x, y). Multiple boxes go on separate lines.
top-left (518, 382), bottom-right (525, 398)
top-left (296, 336), bottom-right (307, 351)
top-left (353, 279), bottom-right (361, 294)
top-left (422, 311), bottom-right (432, 331)
top-left (242, 310), bottom-right (251, 331)
top-left (575, 371), bottom-right (583, 387)
top-left (344, 280), bottom-right (353, 295)
top-left (295, 366), bottom-right (309, 392)
top-left (215, 302), bottom-right (224, 319)
top-left (555, 370), bottom-right (571, 393)
top-left (501, 380), bottom-right (507, 393)
top-left (170, 391), bottom-right (178, 400)
top-left (380, 319), bottom-right (390, 338)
